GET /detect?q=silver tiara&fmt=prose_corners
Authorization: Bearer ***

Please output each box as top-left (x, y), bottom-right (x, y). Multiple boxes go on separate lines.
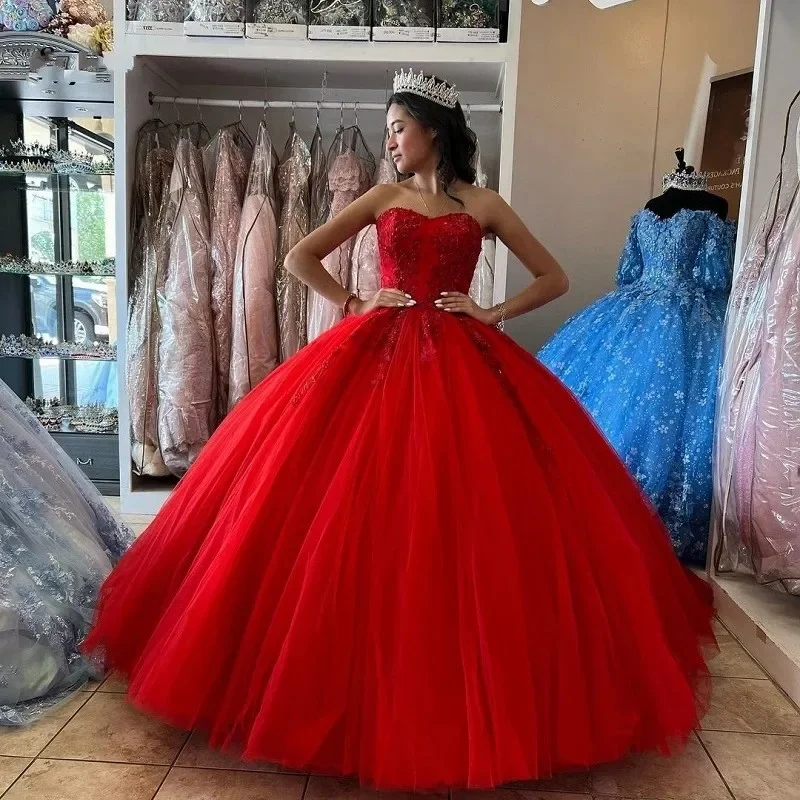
top-left (393, 69), bottom-right (459, 109)
top-left (663, 169), bottom-right (708, 192)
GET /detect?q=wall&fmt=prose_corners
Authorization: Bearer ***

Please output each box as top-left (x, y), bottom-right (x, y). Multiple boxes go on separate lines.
top-left (738, 0), bottom-right (800, 252)
top-left (653, 0), bottom-right (761, 190)
top-left (507, 0), bottom-right (760, 353)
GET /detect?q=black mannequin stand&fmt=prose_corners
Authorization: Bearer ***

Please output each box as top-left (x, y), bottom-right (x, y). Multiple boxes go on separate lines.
top-left (645, 187), bottom-right (728, 221)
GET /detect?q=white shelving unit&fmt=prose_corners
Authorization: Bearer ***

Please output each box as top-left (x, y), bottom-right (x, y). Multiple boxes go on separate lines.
top-left (112, 1), bottom-right (523, 516)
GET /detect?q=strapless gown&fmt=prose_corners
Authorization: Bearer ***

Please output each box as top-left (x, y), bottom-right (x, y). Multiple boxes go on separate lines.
top-left (85, 208), bottom-right (716, 791)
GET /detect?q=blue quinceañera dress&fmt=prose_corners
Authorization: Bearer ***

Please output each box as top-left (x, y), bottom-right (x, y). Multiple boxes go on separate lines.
top-left (539, 208), bottom-right (735, 564)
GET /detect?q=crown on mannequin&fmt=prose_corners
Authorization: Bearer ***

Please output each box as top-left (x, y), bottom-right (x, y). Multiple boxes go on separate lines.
top-left (662, 169), bottom-right (709, 192)
top-left (392, 69), bottom-right (459, 109)
top-left (662, 147), bottom-right (708, 192)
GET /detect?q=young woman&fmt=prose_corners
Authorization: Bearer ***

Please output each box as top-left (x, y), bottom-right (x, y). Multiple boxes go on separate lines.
top-left (0, 379), bottom-right (132, 725)
top-left (85, 70), bottom-right (716, 791)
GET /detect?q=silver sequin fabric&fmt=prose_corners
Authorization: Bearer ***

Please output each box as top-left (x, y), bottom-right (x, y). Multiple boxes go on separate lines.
top-left (0, 379), bottom-right (133, 726)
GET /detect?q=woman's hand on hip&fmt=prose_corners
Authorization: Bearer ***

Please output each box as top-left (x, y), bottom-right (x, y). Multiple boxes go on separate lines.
top-left (351, 288), bottom-right (416, 316)
top-left (435, 292), bottom-right (495, 325)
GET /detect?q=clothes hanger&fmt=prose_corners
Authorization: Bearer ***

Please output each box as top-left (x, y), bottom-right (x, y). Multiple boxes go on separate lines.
top-left (223, 99), bottom-right (255, 147)
top-left (314, 70), bottom-right (327, 137)
top-left (348, 102), bottom-right (359, 151)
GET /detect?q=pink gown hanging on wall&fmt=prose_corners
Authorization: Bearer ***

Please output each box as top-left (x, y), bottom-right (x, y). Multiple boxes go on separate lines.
top-left (157, 131), bottom-right (215, 477)
top-left (750, 196), bottom-right (800, 587)
top-left (468, 140), bottom-right (495, 309)
top-left (229, 121), bottom-right (280, 411)
top-left (206, 126), bottom-right (252, 422)
top-left (309, 124), bottom-right (330, 232)
top-left (307, 150), bottom-right (372, 342)
top-left (349, 148), bottom-right (396, 300)
top-left (713, 202), bottom-right (773, 573)
top-left (713, 118), bottom-right (800, 592)
top-left (127, 126), bottom-right (173, 477)
top-left (275, 125), bottom-right (311, 361)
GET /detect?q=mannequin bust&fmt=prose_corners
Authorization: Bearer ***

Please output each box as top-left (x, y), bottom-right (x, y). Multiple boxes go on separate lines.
top-left (645, 148), bottom-right (728, 221)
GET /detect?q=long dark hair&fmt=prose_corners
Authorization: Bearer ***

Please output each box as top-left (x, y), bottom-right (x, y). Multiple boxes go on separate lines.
top-left (387, 80), bottom-right (477, 198)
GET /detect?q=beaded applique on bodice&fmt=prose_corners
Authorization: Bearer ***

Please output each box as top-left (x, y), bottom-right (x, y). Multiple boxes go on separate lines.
top-left (376, 208), bottom-right (483, 303)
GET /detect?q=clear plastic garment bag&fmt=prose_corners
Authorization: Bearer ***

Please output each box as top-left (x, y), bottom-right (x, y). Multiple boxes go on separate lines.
top-left (127, 119), bottom-right (175, 477)
top-left (306, 121), bottom-right (375, 343)
top-left (228, 119), bottom-right (281, 410)
top-left (713, 90), bottom-right (800, 593)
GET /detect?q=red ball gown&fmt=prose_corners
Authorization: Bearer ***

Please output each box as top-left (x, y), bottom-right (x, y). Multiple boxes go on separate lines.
top-left (86, 208), bottom-right (716, 791)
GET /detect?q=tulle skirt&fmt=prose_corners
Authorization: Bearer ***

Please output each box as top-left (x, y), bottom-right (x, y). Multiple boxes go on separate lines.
top-left (85, 306), bottom-right (716, 790)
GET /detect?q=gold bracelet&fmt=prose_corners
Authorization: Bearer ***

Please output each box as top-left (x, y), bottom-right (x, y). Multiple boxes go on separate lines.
top-left (495, 302), bottom-right (506, 332)
top-left (343, 293), bottom-right (358, 316)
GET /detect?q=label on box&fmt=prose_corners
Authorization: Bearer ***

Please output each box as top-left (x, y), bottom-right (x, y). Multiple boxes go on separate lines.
top-left (246, 22), bottom-right (307, 38)
top-left (126, 20), bottom-right (184, 35)
top-left (435, 27), bottom-right (500, 43)
top-left (372, 25), bottom-right (434, 41)
top-left (308, 25), bottom-right (370, 40)
top-left (184, 20), bottom-right (245, 36)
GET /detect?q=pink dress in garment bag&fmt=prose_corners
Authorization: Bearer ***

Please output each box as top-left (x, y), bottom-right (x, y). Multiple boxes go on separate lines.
top-left (207, 126), bottom-right (251, 421)
top-left (157, 134), bottom-right (215, 476)
top-left (307, 150), bottom-right (372, 342)
top-left (229, 122), bottom-right (280, 410)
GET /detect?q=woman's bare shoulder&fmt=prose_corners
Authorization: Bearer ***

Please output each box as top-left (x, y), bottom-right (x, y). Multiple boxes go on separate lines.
top-left (460, 184), bottom-right (501, 205)
top-left (371, 180), bottom-right (416, 217)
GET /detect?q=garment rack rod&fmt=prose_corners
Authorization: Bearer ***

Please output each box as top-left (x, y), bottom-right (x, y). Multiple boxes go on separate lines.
top-left (149, 93), bottom-right (502, 113)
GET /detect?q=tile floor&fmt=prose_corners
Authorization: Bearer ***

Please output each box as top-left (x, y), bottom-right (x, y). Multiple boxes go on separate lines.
top-left (2, 617), bottom-right (799, 800)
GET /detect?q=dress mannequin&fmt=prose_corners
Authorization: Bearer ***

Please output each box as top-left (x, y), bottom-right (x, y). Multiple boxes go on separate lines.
top-left (539, 144), bottom-right (736, 563)
top-left (646, 148), bottom-right (728, 221)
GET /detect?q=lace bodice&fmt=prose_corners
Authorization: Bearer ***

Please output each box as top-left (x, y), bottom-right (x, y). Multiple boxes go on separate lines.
top-left (376, 208), bottom-right (483, 303)
top-left (617, 208), bottom-right (736, 293)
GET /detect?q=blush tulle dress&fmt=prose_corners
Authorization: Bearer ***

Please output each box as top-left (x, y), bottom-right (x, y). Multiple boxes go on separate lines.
top-left (85, 208), bottom-right (716, 791)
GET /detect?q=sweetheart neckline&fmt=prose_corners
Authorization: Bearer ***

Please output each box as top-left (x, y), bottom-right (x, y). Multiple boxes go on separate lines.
top-left (375, 206), bottom-right (483, 233)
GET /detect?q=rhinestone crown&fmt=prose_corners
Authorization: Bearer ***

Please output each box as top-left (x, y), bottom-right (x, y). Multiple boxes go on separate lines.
top-left (663, 169), bottom-right (708, 192)
top-left (393, 69), bottom-right (459, 109)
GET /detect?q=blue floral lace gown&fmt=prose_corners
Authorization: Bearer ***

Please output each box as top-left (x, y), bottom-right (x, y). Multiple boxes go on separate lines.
top-left (0, 379), bottom-right (133, 725)
top-left (539, 209), bottom-right (735, 564)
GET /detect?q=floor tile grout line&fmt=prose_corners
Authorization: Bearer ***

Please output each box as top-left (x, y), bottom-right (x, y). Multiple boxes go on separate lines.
top-left (592, 795), bottom-right (695, 800)
top-left (33, 692), bottom-right (92, 760)
top-left (586, 791), bottom-right (703, 800)
top-left (709, 672), bottom-right (800, 716)
top-left (300, 772), bottom-right (311, 800)
top-left (696, 730), bottom-right (737, 800)
top-left (0, 756), bottom-right (35, 800)
top-left (700, 727), bottom-right (800, 737)
top-left (149, 729), bottom-right (193, 800)
top-left (716, 631), bottom-right (798, 709)
top-left (761, 667), bottom-right (800, 714)
top-left (24, 755), bottom-right (189, 768)
top-left (36, 753), bottom-right (298, 771)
